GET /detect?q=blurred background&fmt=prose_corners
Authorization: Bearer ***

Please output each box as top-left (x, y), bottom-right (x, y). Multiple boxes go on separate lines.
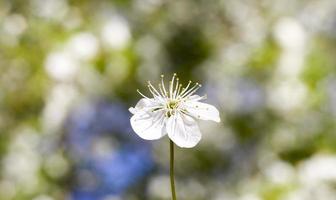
top-left (1, 0), bottom-right (336, 199)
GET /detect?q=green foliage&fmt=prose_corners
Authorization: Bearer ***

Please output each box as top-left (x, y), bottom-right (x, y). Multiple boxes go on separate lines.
top-left (0, 0), bottom-right (335, 199)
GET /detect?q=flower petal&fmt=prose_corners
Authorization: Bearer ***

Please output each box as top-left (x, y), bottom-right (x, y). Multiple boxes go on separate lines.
top-left (166, 113), bottom-right (202, 148)
top-left (186, 95), bottom-right (201, 101)
top-left (130, 110), bottom-right (166, 140)
top-left (129, 98), bottom-right (160, 114)
top-left (184, 101), bottom-right (220, 122)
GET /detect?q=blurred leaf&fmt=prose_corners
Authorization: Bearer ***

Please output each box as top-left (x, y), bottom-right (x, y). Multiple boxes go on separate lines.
top-left (302, 39), bottom-right (336, 89)
top-left (166, 26), bottom-right (212, 77)
top-left (248, 38), bottom-right (280, 70)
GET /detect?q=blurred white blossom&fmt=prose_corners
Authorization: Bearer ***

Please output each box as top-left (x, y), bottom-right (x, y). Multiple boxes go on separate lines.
top-left (268, 80), bottom-right (307, 113)
top-left (31, 0), bottom-right (69, 20)
top-left (42, 84), bottom-right (79, 133)
top-left (66, 32), bottom-right (99, 61)
top-left (148, 175), bottom-right (171, 199)
top-left (299, 155), bottom-right (336, 185)
top-left (45, 51), bottom-right (79, 81)
top-left (2, 14), bottom-right (27, 36)
top-left (101, 16), bottom-right (131, 50)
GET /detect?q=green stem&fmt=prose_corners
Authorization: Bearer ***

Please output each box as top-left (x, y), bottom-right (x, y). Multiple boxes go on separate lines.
top-left (170, 139), bottom-right (177, 200)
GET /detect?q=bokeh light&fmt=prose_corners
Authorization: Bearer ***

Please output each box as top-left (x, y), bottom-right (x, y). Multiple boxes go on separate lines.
top-left (1, 0), bottom-right (336, 199)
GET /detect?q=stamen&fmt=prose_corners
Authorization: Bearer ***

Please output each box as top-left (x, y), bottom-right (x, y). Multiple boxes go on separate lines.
top-left (186, 84), bottom-right (202, 98)
top-left (158, 83), bottom-right (166, 97)
top-left (137, 89), bottom-right (151, 99)
top-left (176, 84), bottom-right (182, 98)
top-left (180, 82), bottom-right (198, 97)
top-left (139, 75), bottom-right (205, 107)
top-left (169, 81), bottom-right (173, 99)
top-left (161, 75), bottom-right (168, 96)
top-left (173, 78), bottom-right (179, 99)
top-left (148, 86), bottom-right (163, 100)
top-left (181, 82), bottom-right (202, 98)
top-left (169, 73), bottom-right (176, 99)
top-left (147, 81), bottom-right (162, 98)
top-left (179, 80), bottom-right (192, 97)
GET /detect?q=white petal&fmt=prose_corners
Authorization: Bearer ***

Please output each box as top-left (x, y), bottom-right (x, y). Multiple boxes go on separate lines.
top-left (183, 101), bottom-right (220, 122)
top-left (166, 113), bottom-right (201, 148)
top-left (129, 98), bottom-right (159, 114)
top-left (186, 95), bottom-right (201, 101)
top-left (130, 110), bottom-right (167, 140)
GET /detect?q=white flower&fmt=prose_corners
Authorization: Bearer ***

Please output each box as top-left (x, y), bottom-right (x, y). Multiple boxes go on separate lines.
top-left (129, 74), bottom-right (220, 148)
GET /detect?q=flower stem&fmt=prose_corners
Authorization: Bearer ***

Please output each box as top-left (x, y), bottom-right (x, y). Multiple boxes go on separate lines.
top-left (170, 139), bottom-right (177, 200)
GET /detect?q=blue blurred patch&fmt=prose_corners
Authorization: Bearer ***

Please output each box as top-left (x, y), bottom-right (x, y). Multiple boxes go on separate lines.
top-left (67, 101), bottom-right (154, 200)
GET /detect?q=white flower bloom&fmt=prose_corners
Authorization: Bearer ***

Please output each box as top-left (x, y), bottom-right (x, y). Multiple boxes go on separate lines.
top-left (129, 74), bottom-right (220, 148)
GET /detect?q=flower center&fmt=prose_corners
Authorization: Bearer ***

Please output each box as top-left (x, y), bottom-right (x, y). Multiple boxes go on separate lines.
top-left (165, 100), bottom-right (180, 117)
top-left (136, 73), bottom-right (207, 118)
top-left (167, 100), bottom-right (179, 110)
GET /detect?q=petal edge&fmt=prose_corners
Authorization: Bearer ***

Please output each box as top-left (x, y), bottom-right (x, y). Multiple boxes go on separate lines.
top-left (166, 113), bottom-right (202, 148)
